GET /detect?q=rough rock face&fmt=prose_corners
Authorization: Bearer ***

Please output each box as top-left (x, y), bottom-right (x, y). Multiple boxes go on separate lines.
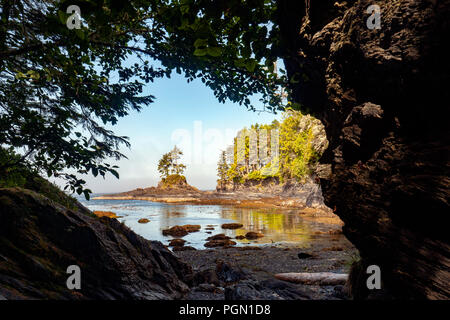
top-left (216, 111), bottom-right (329, 209)
top-left (113, 174), bottom-right (200, 197)
top-left (277, 0), bottom-right (450, 299)
top-left (225, 279), bottom-right (314, 300)
top-left (0, 188), bottom-right (192, 299)
top-left (218, 177), bottom-right (328, 209)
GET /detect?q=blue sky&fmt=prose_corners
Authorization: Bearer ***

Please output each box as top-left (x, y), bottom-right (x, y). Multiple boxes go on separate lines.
top-left (77, 71), bottom-right (280, 193)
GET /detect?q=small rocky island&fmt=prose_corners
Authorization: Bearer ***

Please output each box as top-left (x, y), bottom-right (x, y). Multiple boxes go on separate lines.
top-left (96, 111), bottom-right (332, 212)
top-left (94, 174), bottom-right (329, 211)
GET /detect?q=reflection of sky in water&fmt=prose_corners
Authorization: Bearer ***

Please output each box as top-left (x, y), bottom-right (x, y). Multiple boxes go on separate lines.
top-left (80, 196), bottom-right (331, 250)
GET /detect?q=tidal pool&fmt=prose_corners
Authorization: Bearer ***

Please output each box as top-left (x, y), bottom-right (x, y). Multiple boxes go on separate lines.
top-left (80, 196), bottom-right (333, 250)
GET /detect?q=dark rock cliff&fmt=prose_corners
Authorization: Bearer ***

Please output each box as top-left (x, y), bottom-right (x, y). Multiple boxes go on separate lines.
top-left (217, 177), bottom-right (329, 209)
top-left (277, 0), bottom-right (450, 299)
top-left (0, 188), bottom-right (192, 299)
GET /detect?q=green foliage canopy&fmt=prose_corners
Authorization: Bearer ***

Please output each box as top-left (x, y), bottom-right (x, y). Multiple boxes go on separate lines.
top-left (220, 111), bottom-right (324, 185)
top-left (216, 150), bottom-right (229, 187)
top-left (157, 146), bottom-right (186, 179)
top-left (279, 110), bottom-right (321, 180)
top-left (0, 0), bottom-right (290, 197)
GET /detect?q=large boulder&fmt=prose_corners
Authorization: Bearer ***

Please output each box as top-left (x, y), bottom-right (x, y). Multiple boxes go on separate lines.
top-left (278, 0), bottom-right (450, 299)
top-left (0, 188), bottom-right (192, 299)
top-left (225, 279), bottom-right (314, 300)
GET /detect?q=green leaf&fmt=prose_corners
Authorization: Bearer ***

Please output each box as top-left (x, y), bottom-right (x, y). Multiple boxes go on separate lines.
top-left (290, 74), bottom-right (300, 84)
top-left (75, 29), bottom-right (85, 40)
top-left (14, 72), bottom-right (26, 80)
top-left (194, 38), bottom-right (208, 48)
top-left (26, 70), bottom-right (40, 80)
top-left (245, 60), bottom-right (257, 73)
top-left (180, 5), bottom-right (189, 15)
top-left (110, 169), bottom-right (119, 179)
top-left (207, 47), bottom-right (222, 57)
top-left (234, 58), bottom-right (246, 68)
top-left (58, 10), bottom-right (67, 25)
top-left (193, 48), bottom-right (207, 56)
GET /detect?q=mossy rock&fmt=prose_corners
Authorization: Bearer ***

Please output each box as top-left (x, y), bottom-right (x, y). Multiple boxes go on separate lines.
top-left (245, 232), bottom-right (264, 239)
top-left (169, 239), bottom-right (186, 247)
top-left (94, 211), bottom-right (118, 219)
top-left (221, 223), bottom-right (243, 230)
top-left (162, 226), bottom-right (189, 237)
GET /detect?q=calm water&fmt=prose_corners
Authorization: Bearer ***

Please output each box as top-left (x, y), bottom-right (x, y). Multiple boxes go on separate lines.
top-left (79, 195), bottom-right (331, 250)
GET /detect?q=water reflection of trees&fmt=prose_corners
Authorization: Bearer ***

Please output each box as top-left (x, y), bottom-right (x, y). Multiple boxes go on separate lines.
top-left (156, 205), bottom-right (189, 230)
top-left (155, 204), bottom-right (313, 245)
top-left (222, 208), bottom-right (312, 244)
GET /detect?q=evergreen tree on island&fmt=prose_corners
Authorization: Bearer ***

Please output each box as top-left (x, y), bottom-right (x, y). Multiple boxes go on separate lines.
top-left (157, 146), bottom-right (187, 187)
top-left (216, 150), bottom-right (229, 190)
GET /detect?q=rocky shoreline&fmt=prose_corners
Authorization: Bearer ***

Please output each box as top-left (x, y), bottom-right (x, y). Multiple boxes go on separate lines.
top-left (93, 178), bottom-right (333, 213)
top-left (0, 186), bottom-right (355, 300)
top-left (89, 180), bottom-right (355, 299)
top-left (177, 229), bottom-right (356, 300)
top-left (94, 193), bottom-right (332, 213)
top-left (153, 205), bottom-right (356, 299)
top-left (0, 188), bottom-right (192, 299)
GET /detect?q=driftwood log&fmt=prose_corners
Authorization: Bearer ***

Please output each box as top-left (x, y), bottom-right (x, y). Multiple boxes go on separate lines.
top-left (275, 273), bottom-right (348, 285)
